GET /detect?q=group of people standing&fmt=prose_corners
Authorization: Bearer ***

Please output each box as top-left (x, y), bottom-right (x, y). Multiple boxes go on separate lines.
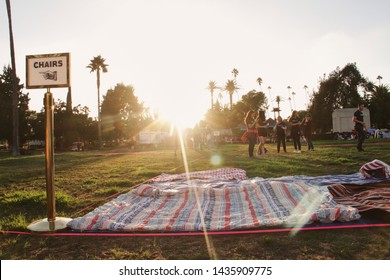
top-left (244, 103), bottom-right (368, 158)
top-left (244, 110), bottom-right (314, 158)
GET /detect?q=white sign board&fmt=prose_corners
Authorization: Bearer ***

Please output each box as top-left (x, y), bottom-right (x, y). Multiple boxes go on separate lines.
top-left (26, 53), bottom-right (70, 89)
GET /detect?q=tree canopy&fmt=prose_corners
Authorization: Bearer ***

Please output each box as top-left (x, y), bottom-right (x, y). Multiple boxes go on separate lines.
top-left (0, 66), bottom-right (30, 144)
top-left (309, 63), bottom-right (373, 133)
top-left (204, 89), bottom-right (268, 130)
top-left (368, 84), bottom-right (390, 128)
top-left (101, 83), bottom-right (152, 141)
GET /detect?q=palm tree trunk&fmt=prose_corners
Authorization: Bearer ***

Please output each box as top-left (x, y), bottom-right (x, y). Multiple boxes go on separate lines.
top-left (96, 69), bottom-right (102, 148)
top-left (66, 87), bottom-right (72, 113)
top-left (229, 93), bottom-right (233, 110)
top-left (6, 0), bottom-right (20, 156)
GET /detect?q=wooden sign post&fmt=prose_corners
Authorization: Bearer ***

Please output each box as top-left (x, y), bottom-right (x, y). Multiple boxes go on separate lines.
top-left (26, 53), bottom-right (72, 232)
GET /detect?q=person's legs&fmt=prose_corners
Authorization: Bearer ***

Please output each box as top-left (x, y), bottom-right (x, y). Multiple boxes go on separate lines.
top-left (356, 127), bottom-right (365, 151)
top-left (260, 136), bottom-right (265, 155)
top-left (297, 134), bottom-right (301, 151)
top-left (248, 133), bottom-right (256, 157)
top-left (293, 132), bottom-right (301, 151)
top-left (277, 137), bottom-right (281, 152)
top-left (282, 137), bottom-right (287, 152)
top-left (306, 134), bottom-right (314, 150)
top-left (292, 132), bottom-right (298, 150)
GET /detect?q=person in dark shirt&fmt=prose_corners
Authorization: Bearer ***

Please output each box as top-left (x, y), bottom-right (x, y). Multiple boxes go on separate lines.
top-left (275, 116), bottom-right (287, 153)
top-left (256, 110), bottom-right (268, 156)
top-left (302, 113), bottom-right (314, 151)
top-left (244, 110), bottom-right (258, 158)
top-left (353, 104), bottom-right (366, 152)
top-left (289, 110), bottom-right (302, 153)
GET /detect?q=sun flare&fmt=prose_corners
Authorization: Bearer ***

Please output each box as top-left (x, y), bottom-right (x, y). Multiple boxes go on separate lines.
top-left (154, 99), bottom-right (204, 129)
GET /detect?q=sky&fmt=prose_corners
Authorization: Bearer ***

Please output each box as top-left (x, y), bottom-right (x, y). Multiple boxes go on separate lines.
top-left (1, 0), bottom-right (389, 127)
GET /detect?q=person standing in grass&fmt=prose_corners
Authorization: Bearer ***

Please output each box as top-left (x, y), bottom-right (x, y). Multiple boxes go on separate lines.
top-left (302, 113), bottom-right (314, 151)
top-left (244, 110), bottom-right (258, 158)
top-left (353, 103), bottom-right (367, 152)
top-left (275, 116), bottom-right (287, 153)
top-left (256, 110), bottom-right (268, 156)
top-left (289, 110), bottom-right (302, 153)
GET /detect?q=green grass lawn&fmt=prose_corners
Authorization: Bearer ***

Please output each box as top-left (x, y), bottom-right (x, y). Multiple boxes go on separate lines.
top-left (1, 139), bottom-right (390, 259)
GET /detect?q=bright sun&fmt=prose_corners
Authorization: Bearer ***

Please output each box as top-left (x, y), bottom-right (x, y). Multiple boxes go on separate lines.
top-left (153, 98), bottom-right (205, 129)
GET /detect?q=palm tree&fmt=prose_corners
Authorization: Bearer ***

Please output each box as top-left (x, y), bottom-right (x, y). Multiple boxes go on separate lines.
top-left (207, 81), bottom-right (218, 109)
top-left (377, 75), bottom-right (383, 85)
top-left (274, 95), bottom-right (284, 117)
top-left (224, 79), bottom-right (239, 110)
top-left (87, 55), bottom-right (108, 148)
top-left (66, 87), bottom-right (72, 113)
top-left (6, 0), bottom-right (20, 156)
top-left (256, 77), bottom-right (263, 90)
top-left (291, 91), bottom-right (297, 110)
top-left (287, 86), bottom-right (292, 112)
top-left (257, 77), bottom-right (268, 116)
top-left (232, 68), bottom-right (239, 80)
top-left (267, 85), bottom-right (274, 107)
top-left (303, 85), bottom-right (309, 106)
top-left (267, 86), bottom-right (276, 119)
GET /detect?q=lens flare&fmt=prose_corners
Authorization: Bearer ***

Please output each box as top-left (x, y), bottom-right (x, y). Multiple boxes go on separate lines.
top-left (175, 124), bottom-right (218, 259)
top-left (287, 189), bottom-right (327, 237)
top-left (210, 154), bottom-right (223, 166)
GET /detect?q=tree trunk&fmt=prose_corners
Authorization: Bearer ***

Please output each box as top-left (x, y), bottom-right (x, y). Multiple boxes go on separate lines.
top-left (66, 86), bottom-right (72, 113)
top-left (6, 0), bottom-right (20, 156)
top-left (97, 69), bottom-right (102, 148)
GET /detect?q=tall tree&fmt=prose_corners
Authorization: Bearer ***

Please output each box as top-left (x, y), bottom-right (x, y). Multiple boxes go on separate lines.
top-left (5, 0), bottom-right (20, 156)
top-left (274, 95), bottom-right (284, 117)
top-left (368, 84), bottom-right (390, 128)
top-left (256, 77), bottom-right (263, 90)
top-left (291, 91), bottom-right (297, 110)
top-left (29, 104), bottom-right (97, 146)
top-left (101, 83), bottom-right (150, 141)
top-left (232, 68), bottom-right (239, 80)
top-left (377, 75), bottom-right (383, 85)
top-left (0, 66), bottom-right (30, 145)
top-left (87, 55), bottom-right (108, 148)
top-left (303, 85), bottom-right (309, 106)
top-left (66, 86), bottom-right (72, 113)
top-left (207, 81), bottom-right (218, 109)
top-left (224, 79), bottom-right (239, 110)
top-left (309, 63), bottom-right (372, 133)
top-left (236, 89), bottom-right (267, 114)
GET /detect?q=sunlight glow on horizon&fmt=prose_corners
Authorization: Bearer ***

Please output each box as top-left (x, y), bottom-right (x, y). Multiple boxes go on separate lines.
top-left (153, 100), bottom-right (207, 129)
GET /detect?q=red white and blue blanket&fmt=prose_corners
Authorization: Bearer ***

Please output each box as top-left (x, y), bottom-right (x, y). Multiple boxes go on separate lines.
top-left (68, 168), bottom-right (361, 232)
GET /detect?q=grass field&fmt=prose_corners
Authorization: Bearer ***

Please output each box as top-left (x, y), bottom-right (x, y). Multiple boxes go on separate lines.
top-left (1, 138), bottom-right (390, 260)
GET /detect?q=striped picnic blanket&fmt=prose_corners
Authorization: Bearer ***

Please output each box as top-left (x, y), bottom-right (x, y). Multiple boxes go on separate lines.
top-left (149, 167), bottom-right (248, 182)
top-left (68, 169), bottom-right (360, 232)
top-left (328, 182), bottom-right (390, 212)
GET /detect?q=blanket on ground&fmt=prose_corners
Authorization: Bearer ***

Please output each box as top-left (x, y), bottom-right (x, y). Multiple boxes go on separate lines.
top-left (328, 182), bottom-right (390, 212)
top-left (149, 167), bottom-right (248, 182)
top-left (68, 168), bottom-right (360, 232)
